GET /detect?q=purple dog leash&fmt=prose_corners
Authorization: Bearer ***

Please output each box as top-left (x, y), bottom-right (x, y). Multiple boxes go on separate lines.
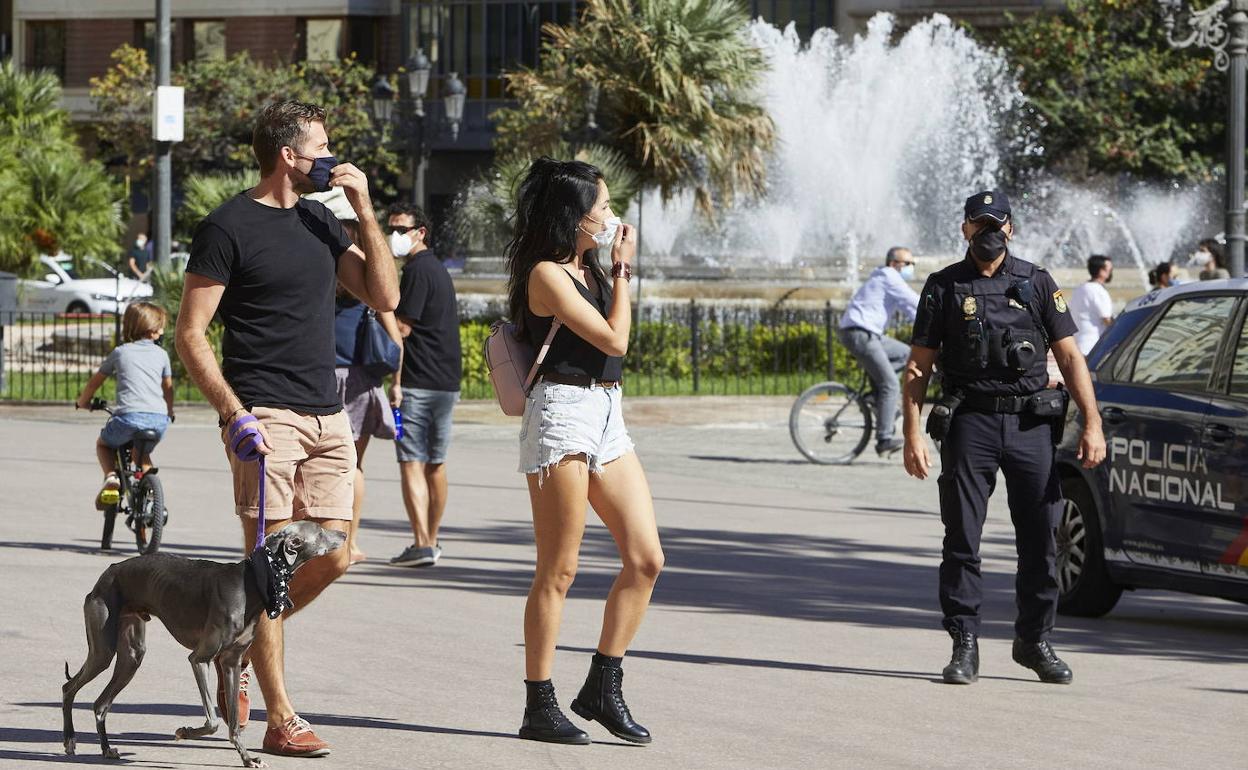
top-left (227, 413), bottom-right (268, 552)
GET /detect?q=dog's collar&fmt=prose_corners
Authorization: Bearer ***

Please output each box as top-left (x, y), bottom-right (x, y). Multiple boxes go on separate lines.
top-left (246, 546), bottom-right (293, 619)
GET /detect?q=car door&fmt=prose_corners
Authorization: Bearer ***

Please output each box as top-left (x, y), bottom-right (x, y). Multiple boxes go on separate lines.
top-left (1201, 301), bottom-right (1248, 579)
top-left (1097, 293), bottom-right (1237, 572)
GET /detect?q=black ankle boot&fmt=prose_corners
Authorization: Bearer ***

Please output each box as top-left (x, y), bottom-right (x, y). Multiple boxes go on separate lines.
top-left (942, 630), bottom-right (979, 685)
top-left (519, 680), bottom-right (590, 745)
top-left (570, 652), bottom-right (652, 744)
top-left (1012, 639), bottom-right (1073, 684)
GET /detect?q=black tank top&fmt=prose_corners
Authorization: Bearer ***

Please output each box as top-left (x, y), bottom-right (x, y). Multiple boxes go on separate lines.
top-left (525, 270), bottom-right (624, 381)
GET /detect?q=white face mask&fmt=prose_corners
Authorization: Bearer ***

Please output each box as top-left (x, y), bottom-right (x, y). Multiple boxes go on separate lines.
top-left (581, 215), bottom-right (621, 248)
top-left (899, 264), bottom-right (915, 281)
top-left (389, 231), bottom-right (413, 257)
top-left (1190, 250), bottom-right (1212, 267)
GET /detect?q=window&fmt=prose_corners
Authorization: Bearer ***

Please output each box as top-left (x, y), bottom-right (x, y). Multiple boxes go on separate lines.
top-left (346, 17), bottom-right (378, 64)
top-left (190, 20), bottom-right (225, 61)
top-left (303, 19), bottom-right (344, 62)
top-left (27, 21), bottom-right (65, 81)
top-left (1231, 320), bottom-right (1248, 398)
top-left (1130, 295), bottom-right (1238, 391)
top-left (136, 21), bottom-right (181, 63)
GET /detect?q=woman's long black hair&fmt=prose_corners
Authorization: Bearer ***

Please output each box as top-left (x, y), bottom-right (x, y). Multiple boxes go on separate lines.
top-left (505, 157), bottom-right (609, 335)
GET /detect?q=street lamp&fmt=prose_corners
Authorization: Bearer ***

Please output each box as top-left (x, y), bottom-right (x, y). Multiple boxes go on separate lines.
top-left (371, 75), bottom-right (396, 125)
top-left (407, 49), bottom-right (431, 115)
top-left (443, 71), bottom-right (467, 141)
top-left (1159, 0), bottom-right (1247, 278)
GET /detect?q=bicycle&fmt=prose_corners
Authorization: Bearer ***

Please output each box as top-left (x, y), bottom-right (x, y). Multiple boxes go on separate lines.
top-left (87, 398), bottom-right (168, 553)
top-left (789, 370), bottom-right (878, 465)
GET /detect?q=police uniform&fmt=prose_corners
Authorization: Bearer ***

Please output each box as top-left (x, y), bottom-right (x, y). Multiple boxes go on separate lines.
top-left (910, 190), bottom-right (1079, 684)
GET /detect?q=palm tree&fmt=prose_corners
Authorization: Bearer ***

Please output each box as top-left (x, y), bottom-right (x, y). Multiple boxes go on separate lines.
top-left (0, 60), bottom-right (69, 144)
top-left (0, 63), bottom-right (124, 275)
top-left (494, 0), bottom-right (775, 215)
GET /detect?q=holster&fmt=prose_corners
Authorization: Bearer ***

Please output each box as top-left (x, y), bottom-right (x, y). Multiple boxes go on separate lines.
top-left (926, 389), bottom-right (965, 442)
top-left (1028, 387), bottom-right (1071, 446)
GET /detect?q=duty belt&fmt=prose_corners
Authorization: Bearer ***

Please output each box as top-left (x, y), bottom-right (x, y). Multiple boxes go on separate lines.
top-left (962, 392), bottom-right (1033, 414)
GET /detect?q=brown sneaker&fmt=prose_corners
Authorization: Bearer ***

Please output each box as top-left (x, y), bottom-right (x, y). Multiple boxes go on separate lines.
top-left (263, 715), bottom-right (331, 757)
top-left (214, 660), bottom-right (250, 728)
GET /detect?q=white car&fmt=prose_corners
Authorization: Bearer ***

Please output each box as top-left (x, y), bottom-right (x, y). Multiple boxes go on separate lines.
top-left (16, 255), bottom-right (153, 315)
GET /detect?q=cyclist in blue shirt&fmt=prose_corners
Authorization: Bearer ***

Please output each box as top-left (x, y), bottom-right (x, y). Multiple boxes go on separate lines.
top-left (838, 247), bottom-right (921, 455)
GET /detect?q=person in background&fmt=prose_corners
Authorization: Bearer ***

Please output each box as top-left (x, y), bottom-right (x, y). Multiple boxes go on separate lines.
top-left (334, 217), bottom-right (404, 566)
top-left (389, 203), bottom-right (462, 568)
top-left (75, 302), bottom-right (174, 507)
top-left (128, 231), bottom-right (153, 280)
top-left (837, 246), bottom-right (921, 456)
top-left (1194, 238), bottom-right (1231, 280)
top-left (1122, 261), bottom-right (1180, 316)
top-left (1068, 254), bottom-right (1113, 355)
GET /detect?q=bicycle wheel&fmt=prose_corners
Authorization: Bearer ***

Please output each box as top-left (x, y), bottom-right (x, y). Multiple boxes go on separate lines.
top-left (101, 505), bottom-right (118, 551)
top-left (132, 475), bottom-right (165, 555)
top-left (789, 382), bottom-right (873, 465)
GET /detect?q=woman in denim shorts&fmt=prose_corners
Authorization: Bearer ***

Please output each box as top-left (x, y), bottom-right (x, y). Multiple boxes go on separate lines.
top-left (506, 158), bottom-right (664, 746)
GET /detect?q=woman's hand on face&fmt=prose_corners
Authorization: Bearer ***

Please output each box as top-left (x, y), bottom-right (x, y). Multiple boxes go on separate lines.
top-left (611, 222), bottom-right (637, 266)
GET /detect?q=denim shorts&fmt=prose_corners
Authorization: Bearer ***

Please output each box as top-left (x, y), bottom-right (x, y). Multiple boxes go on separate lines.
top-left (100, 411), bottom-right (169, 449)
top-left (395, 387), bottom-right (459, 464)
top-left (518, 380), bottom-right (634, 478)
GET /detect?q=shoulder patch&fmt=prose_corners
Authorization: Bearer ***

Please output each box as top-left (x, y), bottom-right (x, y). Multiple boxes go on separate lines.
top-left (1053, 290), bottom-right (1068, 313)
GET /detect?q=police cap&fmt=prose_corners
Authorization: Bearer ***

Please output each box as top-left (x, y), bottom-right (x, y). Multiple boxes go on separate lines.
top-left (964, 190), bottom-right (1011, 224)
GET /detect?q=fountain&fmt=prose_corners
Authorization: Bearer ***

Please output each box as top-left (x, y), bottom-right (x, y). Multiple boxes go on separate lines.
top-left (459, 12), bottom-right (1218, 307)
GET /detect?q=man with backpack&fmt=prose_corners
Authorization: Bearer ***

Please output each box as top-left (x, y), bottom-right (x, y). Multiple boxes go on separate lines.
top-left (387, 204), bottom-right (462, 568)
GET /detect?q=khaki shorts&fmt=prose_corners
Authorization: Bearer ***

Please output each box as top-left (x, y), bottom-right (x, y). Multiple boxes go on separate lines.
top-left (223, 406), bottom-right (356, 521)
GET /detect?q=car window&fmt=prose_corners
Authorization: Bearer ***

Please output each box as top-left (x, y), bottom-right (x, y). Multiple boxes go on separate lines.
top-left (1231, 322), bottom-right (1248, 398)
top-left (54, 259), bottom-right (80, 281)
top-left (1130, 295), bottom-right (1237, 390)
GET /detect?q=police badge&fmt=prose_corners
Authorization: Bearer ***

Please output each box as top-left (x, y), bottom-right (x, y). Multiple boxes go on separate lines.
top-left (1053, 290), bottom-right (1068, 313)
top-left (962, 295), bottom-right (977, 316)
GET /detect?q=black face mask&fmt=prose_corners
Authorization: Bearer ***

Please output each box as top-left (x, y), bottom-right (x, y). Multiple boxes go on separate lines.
top-left (969, 227), bottom-right (1008, 263)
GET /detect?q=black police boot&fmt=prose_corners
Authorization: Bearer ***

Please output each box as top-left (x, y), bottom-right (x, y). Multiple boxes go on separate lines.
top-left (1012, 639), bottom-right (1073, 684)
top-left (569, 652), bottom-right (652, 744)
top-left (519, 679), bottom-right (590, 744)
top-left (941, 630), bottom-right (979, 685)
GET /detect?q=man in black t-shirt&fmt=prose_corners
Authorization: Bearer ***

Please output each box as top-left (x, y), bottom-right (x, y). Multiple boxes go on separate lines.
top-left (385, 203), bottom-right (463, 568)
top-left (175, 101), bottom-right (398, 757)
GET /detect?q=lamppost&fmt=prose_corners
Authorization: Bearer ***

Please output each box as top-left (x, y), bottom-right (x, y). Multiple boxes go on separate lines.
top-left (372, 50), bottom-right (467, 209)
top-left (1159, 0), bottom-right (1248, 278)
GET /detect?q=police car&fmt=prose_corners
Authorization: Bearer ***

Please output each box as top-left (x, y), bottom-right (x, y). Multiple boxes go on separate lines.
top-left (1054, 279), bottom-right (1248, 616)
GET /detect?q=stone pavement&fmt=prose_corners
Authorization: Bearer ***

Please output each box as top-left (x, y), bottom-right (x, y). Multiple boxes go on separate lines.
top-left (0, 399), bottom-right (1243, 769)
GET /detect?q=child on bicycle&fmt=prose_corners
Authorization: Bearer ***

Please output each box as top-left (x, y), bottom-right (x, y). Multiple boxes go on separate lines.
top-left (75, 302), bottom-right (175, 508)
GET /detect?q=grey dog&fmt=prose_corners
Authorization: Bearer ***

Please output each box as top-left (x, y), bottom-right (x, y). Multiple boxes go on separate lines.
top-left (62, 521), bottom-right (346, 767)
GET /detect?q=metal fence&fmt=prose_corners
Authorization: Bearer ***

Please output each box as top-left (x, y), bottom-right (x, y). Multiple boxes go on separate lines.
top-left (2, 303), bottom-right (864, 404)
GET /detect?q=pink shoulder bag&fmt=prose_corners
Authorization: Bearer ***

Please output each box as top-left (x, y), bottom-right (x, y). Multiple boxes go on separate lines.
top-left (484, 319), bottom-right (562, 416)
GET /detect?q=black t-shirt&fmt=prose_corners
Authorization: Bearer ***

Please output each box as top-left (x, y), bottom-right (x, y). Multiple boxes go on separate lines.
top-left (395, 250), bottom-right (462, 391)
top-left (911, 252), bottom-right (1077, 396)
top-left (186, 193), bottom-right (352, 414)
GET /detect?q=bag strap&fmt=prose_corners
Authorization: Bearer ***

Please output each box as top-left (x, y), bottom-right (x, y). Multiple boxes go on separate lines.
top-left (523, 319), bottom-right (562, 392)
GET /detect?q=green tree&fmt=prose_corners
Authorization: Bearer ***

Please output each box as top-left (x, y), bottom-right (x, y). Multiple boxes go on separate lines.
top-left (0, 62), bottom-right (123, 275)
top-left (176, 169), bottom-right (259, 242)
top-left (90, 46), bottom-right (402, 196)
top-left (492, 0), bottom-right (775, 213)
top-left (998, 0), bottom-right (1224, 180)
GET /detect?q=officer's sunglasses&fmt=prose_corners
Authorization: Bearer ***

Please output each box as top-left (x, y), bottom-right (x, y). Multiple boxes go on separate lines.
top-left (386, 225), bottom-right (417, 235)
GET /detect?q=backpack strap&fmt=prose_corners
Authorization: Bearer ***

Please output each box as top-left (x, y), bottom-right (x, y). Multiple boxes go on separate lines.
top-left (523, 319), bottom-right (562, 393)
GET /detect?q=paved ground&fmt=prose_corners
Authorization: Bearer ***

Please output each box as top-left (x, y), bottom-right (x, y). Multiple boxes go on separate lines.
top-left (1, 399), bottom-right (1243, 769)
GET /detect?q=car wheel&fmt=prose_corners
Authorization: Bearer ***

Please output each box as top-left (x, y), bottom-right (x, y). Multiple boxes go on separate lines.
top-left (66, 300), bottom-right (90, 314)
top-left (1056, 475), bottom-right (1124, 618)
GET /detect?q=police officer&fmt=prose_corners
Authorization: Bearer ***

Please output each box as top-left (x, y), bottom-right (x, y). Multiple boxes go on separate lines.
top-left (901, 190), bottom-right (1106, 685)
